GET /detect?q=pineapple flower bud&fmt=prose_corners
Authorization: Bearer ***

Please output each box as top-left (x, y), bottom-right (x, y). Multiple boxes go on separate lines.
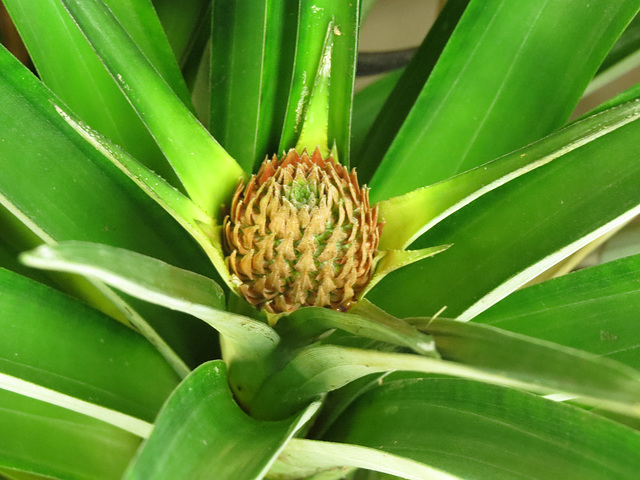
top-left (223, 147), bottom-right (383, 314)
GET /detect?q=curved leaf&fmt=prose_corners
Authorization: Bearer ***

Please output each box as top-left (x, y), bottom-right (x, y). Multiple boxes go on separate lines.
top-left (3, 0), bottom-right (189, 185)
top-left (474, 253), bottom-right (640, 370)
top-left (60, 0), bottom-right (245, 217)
top-left (0, 389), bottom-right (139, 480)
top-left (250, 320), bottom-right (640, 420)
top-left (377, 97), bottom-right (640, 250)
top-left (18, 242), bottom-right (279, 354)
top-left (323, 377), bottom-right (640, 480)
top-left (0, 267), bottom-right (179, 425)
top-left (0, 44), bottom-right (216, 368)
top-left (53, 109), bottom-right (233, 290)
top-left (125, 361), bottom-right (319, 480)
top-left (369, 102), bottom-right (640, 320)
top-left (210, 0), bottom-right (298, 171)
top-left (275, 306), bottom-right (437, 356)
top-left (278, 0), bottom-right (359, 164)
top-left (272, 439), bottom-right (462, 480)
top-left (369, 0), bottom-right (640, 202)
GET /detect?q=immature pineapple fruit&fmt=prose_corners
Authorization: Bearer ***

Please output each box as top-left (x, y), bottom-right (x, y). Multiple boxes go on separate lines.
top-left (223, 148), bottom-right (382, 313)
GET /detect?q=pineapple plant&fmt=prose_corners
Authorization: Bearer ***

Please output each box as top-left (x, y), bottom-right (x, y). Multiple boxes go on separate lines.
top-left (1, 0), bottom-right (640, 479)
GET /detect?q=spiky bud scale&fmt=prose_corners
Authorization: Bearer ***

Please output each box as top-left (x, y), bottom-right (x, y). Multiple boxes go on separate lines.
top-left (223, 148), bottom-right (382, 313)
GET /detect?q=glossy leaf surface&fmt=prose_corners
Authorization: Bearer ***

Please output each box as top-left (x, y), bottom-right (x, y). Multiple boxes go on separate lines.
top-left (369, 0), bottom-right (640, 201)
top-left (0, 267), bottom-right (179, 424)
top-left (377, 97), bottom-right (640, 250)
top-left (0, 388), bottom-right (139, 480)
top-left (60, 0), bottom-right (245, 217)
top-left (251, 314), bottom-right (640, 420)
top-left (278, 0), bottom-right (359, 164)
top-left (272, 439), bottom-right (461, 480)
top-left (125, 361), bottom-right (318, 480)
top-left (369, 104), bottom-right (640, 320)
top-left (276, 306), bottom-right (436, 356)
top-left (354, 0), bottom-right (469, 182)
top-left (0, 44), bottom-right (216, 367)
top-left (324, 377), bottom-right (640, 480)
top-left (3, 0), bottom-right (189, 184)
top-left (210, 0), bottom-right (297, 172)
top-left (475, 253), bottom-right (640, 370)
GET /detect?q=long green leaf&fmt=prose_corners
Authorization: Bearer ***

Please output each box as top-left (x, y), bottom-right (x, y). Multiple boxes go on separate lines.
top-left (210, 0), bottom-right (298, 172)
top-left (20, 242), bottom-right (280, 407)
top-left (124, 360), bottom-right (318, 480)
top-left (275, 306), bottom-right (437, 356)
top-left (3, 0), bottom-right (189, 185)
top-left (0, 267), bottom-right (178, 426)
top-left (368, 103), bottom-right (640, 320)
top-left (587, 13), bottom-right (640, 94)
top-left (0, 389), bottom-right (139, 480)
top-left (278, 0), bottom-right (359, 164)
top-left (377, 97), bottom-right (640, 250)
top-left (60, 0), bottom-right (245, 217)
top-left (0, 44), bottom-right (217, 367)
top-left (152, 0), bottom-right (211, 68)
top-left (52, 108), bottom-right (232, 290)
top-left (272, 439), bottom-right (462, 480)
top-left (354, 0), bottom-right (469, 182)
top-left (351, 69), bottom-right (403, 159)
top-left (250, 319), bottom-right (640, 420)
top-left (369, 0), bottom-right (640, 202)
top-left (474, 253), bottom-right (640, 370)
top-left (323, 377), bottom-right (640, 480)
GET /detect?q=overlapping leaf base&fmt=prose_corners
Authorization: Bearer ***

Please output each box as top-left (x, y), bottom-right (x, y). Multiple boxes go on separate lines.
top-left (223, 148), bottom-right (382, 313)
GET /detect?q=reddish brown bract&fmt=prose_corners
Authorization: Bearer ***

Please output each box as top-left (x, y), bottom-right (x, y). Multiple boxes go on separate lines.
top-left (223, 148), bottom-right (382, 313)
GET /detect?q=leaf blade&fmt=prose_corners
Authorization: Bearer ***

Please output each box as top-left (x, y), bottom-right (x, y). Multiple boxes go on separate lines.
top-left (323, 377), bottom-right (640, 480)
top-left (369, 0), bottom-right (640, 201)
top-left (124, 361), bottom-right (318, 480)
top-left (0, 267), bottom-right (179, 425)
top-left (60, 0), bottom-right (245, 216)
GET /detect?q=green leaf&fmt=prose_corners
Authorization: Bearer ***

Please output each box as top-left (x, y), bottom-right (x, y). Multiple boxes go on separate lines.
top-left (364, 246), bottom-right (450, 294)
top-left (60, 0), bottom-right (245, 217)
top-left (279, 0), bottom-right (359, 164)
top-left (20, 241), bottom-right (280, 407)
top-left (3, 0), bottom-right (189, 185)
top-left (354, 0), bottom-right (469, 182)
top-left (0, 389), bottom-right (140, 480)
top-left (124, 360), bottom-right (318, 480)
top-left (295, 23), bottom-right (334, 159)
top-left (377, 97), bottom-right (640, 250)
top-left (323, 377), bottom-right (640, 480)
top-left (251, 314), bottom-right (640, 420)
top-left (152, 0), bottom-right (211, 68)
top-left (0, 267), bottom-right (179, 426)
top-left (420, 318), bottom-right (640, 413)
top-left (369, 101), bottom-right (640, 320)
top-left (587, 13), bottom-right (640, 94)
top-left (351, 69), bottom-right (403, 159)
top-left (271, 439), bottom-right (462, 480)
top-left (210, 0), bottom-right (298, 172)
top-left (275, 306), bottom-right (437, 356)
top-left (368, 0), bottom-right (640, 202)
top-left (47, 109), bottom-right (234, 291)
top-left (474, 253), bottom-right (640, 370)
top-left (0, 44), bottom-right (216, 368)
